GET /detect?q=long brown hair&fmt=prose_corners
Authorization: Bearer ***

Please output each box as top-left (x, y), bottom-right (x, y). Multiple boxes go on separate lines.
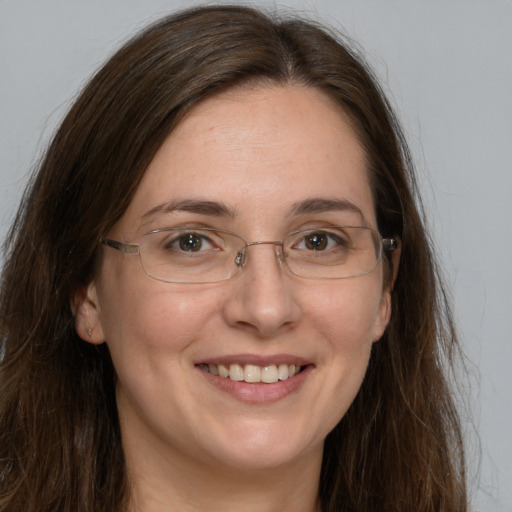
top-left (0, 5), bottom-right (467, 511)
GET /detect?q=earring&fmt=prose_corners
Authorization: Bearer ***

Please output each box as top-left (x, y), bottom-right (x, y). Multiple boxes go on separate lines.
top-left (87, 328), bottom-right (92, 338)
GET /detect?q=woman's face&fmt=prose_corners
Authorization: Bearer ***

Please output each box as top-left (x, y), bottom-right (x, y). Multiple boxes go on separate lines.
top-left (77, 85), bottom-right (392, 474)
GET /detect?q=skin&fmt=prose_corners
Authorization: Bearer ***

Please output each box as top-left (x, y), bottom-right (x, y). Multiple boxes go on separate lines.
top-left (75, 84), bottom-right (397, 512)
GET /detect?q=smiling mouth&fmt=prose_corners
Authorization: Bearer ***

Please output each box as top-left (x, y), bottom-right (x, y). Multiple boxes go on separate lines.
top-left (197, 363), bottom-right (303, 384)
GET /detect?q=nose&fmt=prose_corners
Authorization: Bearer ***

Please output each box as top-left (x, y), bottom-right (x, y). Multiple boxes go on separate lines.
top-left (223, 242), bottom-right (301, 338)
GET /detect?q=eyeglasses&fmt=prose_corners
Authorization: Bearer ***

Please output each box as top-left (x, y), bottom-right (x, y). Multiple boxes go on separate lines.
top-left (100, 226), bottom-right (397, 284)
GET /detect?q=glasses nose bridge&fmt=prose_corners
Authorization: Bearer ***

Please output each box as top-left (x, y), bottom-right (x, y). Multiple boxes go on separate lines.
top-left (235, 240), bottom-right (285, 269)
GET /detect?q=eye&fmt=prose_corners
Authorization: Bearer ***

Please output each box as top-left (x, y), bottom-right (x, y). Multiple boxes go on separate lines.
top-left (166, 232), bottom-right (215, 252)
top-left (295, 231), bottom-right (345, 251)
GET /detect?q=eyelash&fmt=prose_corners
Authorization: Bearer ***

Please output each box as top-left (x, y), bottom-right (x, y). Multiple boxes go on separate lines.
top-left (152, 227), bottom-right (354, 255)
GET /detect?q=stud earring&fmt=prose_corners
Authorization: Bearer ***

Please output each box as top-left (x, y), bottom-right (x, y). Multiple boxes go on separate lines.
top-left (87, 328), bottom-right (92, 337)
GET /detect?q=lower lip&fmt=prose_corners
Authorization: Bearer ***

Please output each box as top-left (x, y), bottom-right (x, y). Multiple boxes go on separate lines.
top-left (197, 365), bottom-right (313, 404)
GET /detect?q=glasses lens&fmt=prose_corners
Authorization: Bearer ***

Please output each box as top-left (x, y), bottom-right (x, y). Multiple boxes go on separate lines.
top-left (137, 226), bottom-right (383, 283)
top-left (139, 228), bottom-right (245, 283)
top-left (283, 226), bottom-right (381, 279)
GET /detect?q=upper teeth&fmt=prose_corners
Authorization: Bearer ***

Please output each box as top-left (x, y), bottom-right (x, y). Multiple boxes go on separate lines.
top-left (200, 363), bottom-right (301, 383)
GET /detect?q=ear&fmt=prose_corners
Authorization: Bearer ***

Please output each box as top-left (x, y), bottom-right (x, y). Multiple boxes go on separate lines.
top-left (71, 281), bottom-right (105, 345)
top-left (373, 239), bottom-right (401, 342)
top-left (372, 289), bottom-right (392, 342)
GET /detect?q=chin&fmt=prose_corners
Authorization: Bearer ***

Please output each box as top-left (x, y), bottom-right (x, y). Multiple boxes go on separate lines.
top-left (199, 419), bottom-right (323, 473)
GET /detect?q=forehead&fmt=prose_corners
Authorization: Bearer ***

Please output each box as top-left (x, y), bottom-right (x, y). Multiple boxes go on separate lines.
top-left (116, 84), bottom-right (375, 235)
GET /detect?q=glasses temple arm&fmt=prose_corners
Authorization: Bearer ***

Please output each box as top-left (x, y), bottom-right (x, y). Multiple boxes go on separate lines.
top-left (100, 238), bottom-right (140, 254)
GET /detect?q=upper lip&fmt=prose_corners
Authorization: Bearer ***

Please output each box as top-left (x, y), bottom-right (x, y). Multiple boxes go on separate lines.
top-left (195, 353), bottom-right (313, 367)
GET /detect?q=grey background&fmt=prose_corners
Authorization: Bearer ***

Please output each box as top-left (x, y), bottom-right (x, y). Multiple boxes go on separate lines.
top-left (1, 1), bottom-right (511, 510)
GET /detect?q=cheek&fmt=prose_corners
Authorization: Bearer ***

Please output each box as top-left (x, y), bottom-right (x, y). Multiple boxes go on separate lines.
top-left (96, 262), bottom-right (224, 362)
top-left (295, 280), bottom-right (384, 440)
top-left (306, 278), bottom-right (384, 347)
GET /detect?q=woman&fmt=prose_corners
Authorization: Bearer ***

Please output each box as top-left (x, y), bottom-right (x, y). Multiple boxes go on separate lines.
top-left (0, 5), bottom-right (467, 511)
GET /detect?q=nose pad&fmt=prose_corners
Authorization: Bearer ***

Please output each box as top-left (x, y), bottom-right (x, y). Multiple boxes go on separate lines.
top-left (235, 249), bottom-right (246, 267)
top-left (274, 244), bottom-right (285, 265)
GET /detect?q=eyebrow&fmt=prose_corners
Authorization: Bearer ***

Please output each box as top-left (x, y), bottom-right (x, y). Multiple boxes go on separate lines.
top-left (141, 196), bottom-right (366, 224)
top-left (288, 197), bottom-right (366, 221)
top-left (141, 198), bottom-right (235, 221)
